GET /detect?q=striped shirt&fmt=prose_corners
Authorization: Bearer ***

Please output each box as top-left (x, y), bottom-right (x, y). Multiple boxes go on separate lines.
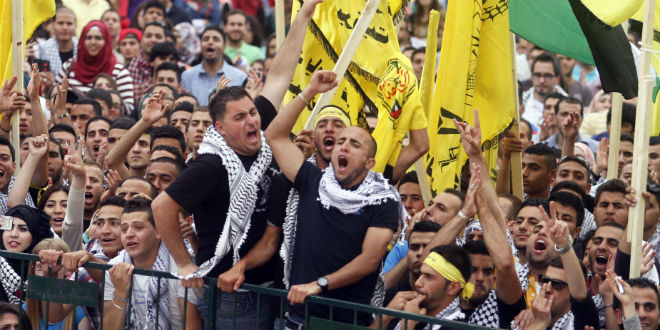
top-left (56, 59), bottom-right (135, 116)
top-left (181, 60), bottom-right (247, 106)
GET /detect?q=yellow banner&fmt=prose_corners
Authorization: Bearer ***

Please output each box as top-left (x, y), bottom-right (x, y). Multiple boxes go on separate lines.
top-left (426, 0), bottom-right (515, 194)
top-left (284, 0), bottom-right (427, 173)
top-left (1, 0), bottom-right (56, 82)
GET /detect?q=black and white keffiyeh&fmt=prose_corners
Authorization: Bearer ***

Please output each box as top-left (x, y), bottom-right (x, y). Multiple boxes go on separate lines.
top-left (122, 243), bottom-right (171, 330)
top-left (395, 297), bottom-right (465, 330)
top-left (0, 176), bottom-right (35, 215)
top-left (187, 126), bottom-right (272, 278)
top-left (0, 256), bottom-right (22, 304)
top-left (468, 290), bottom-right (499, 328)
top-left (317, 164), bottom-right (401, 215)
top-left (280, 156), bottom-right (316, 288)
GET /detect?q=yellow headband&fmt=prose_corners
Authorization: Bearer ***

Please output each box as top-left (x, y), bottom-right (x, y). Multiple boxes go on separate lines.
top-left (424, 252), bottom-right (475, 300)
top-left (314, 105), bottom-right (351, 128)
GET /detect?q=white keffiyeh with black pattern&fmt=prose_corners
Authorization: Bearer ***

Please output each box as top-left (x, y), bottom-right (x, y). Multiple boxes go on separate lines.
top-left (395, 297), bottom-right (464, 330)
top-left (185, 126), bottom-right (272, 278)
top-left (0, 176), bottom-right (35, 215)
top-left (0, 256), bottom-right (22, 304)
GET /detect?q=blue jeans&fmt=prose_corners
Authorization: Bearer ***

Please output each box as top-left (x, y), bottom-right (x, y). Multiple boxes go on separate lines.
top-left (199, 287), bottom-right (277, 330)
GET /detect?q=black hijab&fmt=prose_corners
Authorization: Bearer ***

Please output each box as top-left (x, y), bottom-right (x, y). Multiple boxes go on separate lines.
top-left (1, 205), bottom-right (53, 276)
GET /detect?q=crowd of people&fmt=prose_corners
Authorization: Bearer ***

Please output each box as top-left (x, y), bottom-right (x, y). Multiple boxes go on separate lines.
top-left (0, 0), bottom-right (658, 329)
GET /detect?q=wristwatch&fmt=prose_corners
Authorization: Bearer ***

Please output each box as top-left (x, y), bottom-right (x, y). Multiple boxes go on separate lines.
top-left (317, 277), bottom-right (329, 294)
top-left (554, 235), bottom-right (574, 254)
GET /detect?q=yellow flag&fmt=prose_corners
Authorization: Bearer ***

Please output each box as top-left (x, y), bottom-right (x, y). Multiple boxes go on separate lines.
top-left (632, 4), bottom-right (660, 136)
top-left (582, 0), bottom-right (643, 27)
top-left (0, 0), bottom-right (56, 82)
top-left (426, 0), bottom-right (515, 194)
top-left (284, 0), bottom-right (428, 173)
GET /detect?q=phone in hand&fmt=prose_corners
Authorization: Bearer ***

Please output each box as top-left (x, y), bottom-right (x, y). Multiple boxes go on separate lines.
top-left (29, 58), bottom-right (50, 72)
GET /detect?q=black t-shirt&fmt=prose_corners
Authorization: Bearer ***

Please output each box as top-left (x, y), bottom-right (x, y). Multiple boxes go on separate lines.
top-left (166, 152), bottom-right (285, 280)
top-left (60, 50), bottom-right (73, 64)
top-left (288, 161), bottom-right (399, 325)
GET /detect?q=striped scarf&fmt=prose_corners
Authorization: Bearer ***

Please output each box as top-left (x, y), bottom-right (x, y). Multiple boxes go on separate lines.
top-left (186, 126), bottom-right (272, 278)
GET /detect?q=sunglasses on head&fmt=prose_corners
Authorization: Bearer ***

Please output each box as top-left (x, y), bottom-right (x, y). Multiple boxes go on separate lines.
top-left (539, 275), bottom-right (568, 290)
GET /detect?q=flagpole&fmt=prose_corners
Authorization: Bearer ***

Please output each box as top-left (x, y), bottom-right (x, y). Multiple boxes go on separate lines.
top-left (414, 10), bottom-right (440, 205)
top-left (275, 0), bottom-right (285, 49)
top-left (510, 34), bottom-right (524, 201)
top-left (628, 0), bottom-right (656, 278)
top-left (302, 0), bottom-right (381, 130)
top-left (11, 0), bottom-right (22, 172)
top-left (607, 92), bottom-right (623, 180)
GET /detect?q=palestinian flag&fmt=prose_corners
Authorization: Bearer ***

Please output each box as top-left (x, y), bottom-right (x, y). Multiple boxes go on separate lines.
top-left (510, 0), bottom-right (639, 99)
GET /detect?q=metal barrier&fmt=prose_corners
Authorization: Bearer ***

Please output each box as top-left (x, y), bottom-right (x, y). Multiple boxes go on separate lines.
top-left (0, 250), bottom-right (501, 330)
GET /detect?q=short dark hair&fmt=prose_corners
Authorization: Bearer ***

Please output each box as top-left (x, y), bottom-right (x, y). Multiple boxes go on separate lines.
top-left (520, 198), bottom-right (550, 216)
top-left (410, 220), bottom-right (441, 235)
top-left (524, 143), bottom-right (557, 170)
top-left (650, 136), bottom-right (660, 146)
top-left (597, 221), bottom-right (626, 232)
top-left (399, 171), bottom-right (419, 186)
top-left (550, 180), bottom-right (588, 202)
top-left (149, 42), bottom-right (179, 62)
top-left (37, 185), bottom-right (69, 210)
top-left (498, 193), bottom-right (523, 220)
top-left (74, 97), bottom-right (102, 116)
top-left (85, 116), bottom-right (112, 137)
top-left (151, 145), bottom-right (185, 164)
top-left (621, 133), bottom-right (634, 144)
top-left (200, 25), bottom-right (226, 43)
top-left (223, 9), bottom-right (246, 25)
top-left (143, 21), bottom-right (168, 36)
top-left (123, 196), bottom-right (155, 227)
top-left (48, 138), bottom-right (65, 161)
top-left (555, 96), bottom-right (583, 117)
top-left (170, 101), bottom-right (194, 114)
top-left (86, 88), bottom-right (113, 111)
top-left (100, 195), bottom-right (127, 208)
top-left (607, 103), bottom-right (636, 131)
top-left (595, 179), bottom-right (628, 204)
top-left (549, 191), bottom-right (585, 228)
top-left (110, 117), bottom-right (136, 130)
top-left (0, 302), bottom-right (31, 330)
top-left (411, 47), bottom-right (426, 60)
top-left (443, 188), bottom-right (465, 211)
top-left (557, 155), bottom-right (591, 184)
top-left (150, 83), bottom-right (178, 99)
top-left (208, 86), bottom-right (252, 122)
top-left (143, 0), bottom-right (165, 16)
top-left (463, 240), bottom-right (490, 257)
top-left (174, 92), bottom-right (198, 106)
top-left (154, 62), bottom-right (181, 83)
top-left (532, 53), bottom-right (560, 76)
top-left (151, 125), bottom-right (186, 152)
top-left (543, 92), bottom-right (565, 104)
top-left (615, 277), bottom-right (660, 310)
top-left (150, 156), bottom-right (186, 174)
top-left (119, 176), bottom-right (158, 199)
top-left (49, 124), bottom-right (76, 139)
top-left (429, 245), bottom-right (471, 286)
top-left (0, 135), bottom-right (16, 162)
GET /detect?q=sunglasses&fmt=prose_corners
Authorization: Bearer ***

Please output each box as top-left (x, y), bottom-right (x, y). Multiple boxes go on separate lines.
top-left (539, 275), bottom-right (568, 290)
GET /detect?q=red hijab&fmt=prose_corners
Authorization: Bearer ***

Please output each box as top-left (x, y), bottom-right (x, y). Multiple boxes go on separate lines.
top-left (72, 21), bottom-right (117, 84)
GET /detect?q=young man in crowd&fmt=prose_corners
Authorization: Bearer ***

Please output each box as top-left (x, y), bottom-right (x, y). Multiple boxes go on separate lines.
top-left (146, 157), bottom-right (185, 193)
top-left (181, 26), bottom-right (247, 106)
top-left (103, 197), bottom-right (203, 330)
top-left (223, 10), bottom-right (264, 65)
top-left (542, 96), bottom-right (599, 155)
top-left (522, 143), bottom-right (557, 199)
top-left (35, 6), bottom-right (77, 78)
top-left (83, 117), bottom-right (110, 164)
top-left (128, 21), bottom-right (167, 104)
top-left (522, 53), bottom-right (567, 128)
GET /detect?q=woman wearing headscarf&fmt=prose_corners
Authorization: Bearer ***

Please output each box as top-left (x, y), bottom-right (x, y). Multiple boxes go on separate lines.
top-left (174, 22), bottom-right (200, 65)
top-left (56, 20), bottom-right (135, 115)
top-left (0, 206), bottom-right (53, 304)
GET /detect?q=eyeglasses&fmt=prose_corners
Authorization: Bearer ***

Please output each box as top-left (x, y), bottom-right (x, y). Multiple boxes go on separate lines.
top-left (539, 275), bottom-right (568, 290)
top-left (532, 72), bottom-right (557, 80)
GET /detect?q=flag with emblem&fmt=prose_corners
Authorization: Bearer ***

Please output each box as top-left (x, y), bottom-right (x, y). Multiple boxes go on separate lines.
top-left (0, 0), bottom-right (56, 82)
top-left (425, 0), bottom-right (516, 194)
top-left (283, 0), bottom-right (428, 173)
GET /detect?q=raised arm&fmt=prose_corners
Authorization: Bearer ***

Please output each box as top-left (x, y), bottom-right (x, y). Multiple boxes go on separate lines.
top-left (106, 91), bottom-right (169, 179)
top-left (560, 112), bottom-right (579, 157)
top-left (264, 70), bottom-right (337, 182)
top-left (27, 64), bottom-right (49, 187)
top-left (259, 0), bottom-right (323, 108)
top-left (0, 77), bottom-right (25, 140)
top-left (473, 164), bottom-right (522, 305)
top-left (390, 128), bottom-right (429, 183)
top-left (496, 131), bottom-right (525, 195)
top-left (543, 202), bottom-right (588, 301)
top-left (49, 79), bottom-right (75, 128)
top-left (8, 135), bottom-right (48, 208)
top-left (62, 138), bottom-right (86, 251)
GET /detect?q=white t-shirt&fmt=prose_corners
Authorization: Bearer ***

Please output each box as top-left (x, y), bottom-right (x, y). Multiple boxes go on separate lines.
top-left (103, 253), bottom-right (199, 330)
